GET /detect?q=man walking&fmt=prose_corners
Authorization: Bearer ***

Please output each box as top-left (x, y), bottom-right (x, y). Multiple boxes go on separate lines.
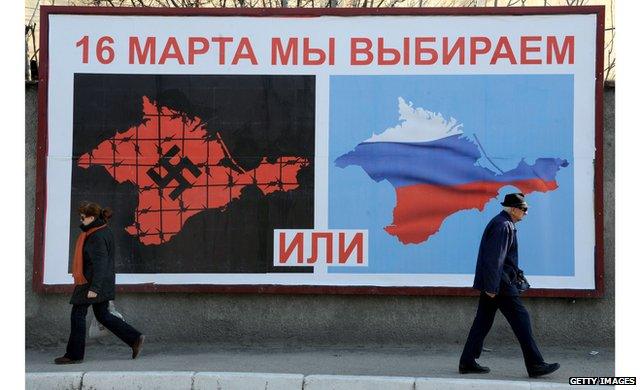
top-left (459, 193), bottom-right (560, 378)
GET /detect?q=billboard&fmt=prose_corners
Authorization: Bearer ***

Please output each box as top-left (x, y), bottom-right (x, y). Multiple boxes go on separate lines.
top-left (34, 6), bottom-right (604, 296)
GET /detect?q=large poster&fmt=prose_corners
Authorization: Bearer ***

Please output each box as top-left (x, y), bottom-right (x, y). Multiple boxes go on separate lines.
top-left (35, 7), bottom-right (604, 295)
top-left (71, 74), bottom-right (315, 274)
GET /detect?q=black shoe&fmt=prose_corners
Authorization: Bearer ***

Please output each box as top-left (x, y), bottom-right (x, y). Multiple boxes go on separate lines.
top-left (54, 356), bottom-right (83, 365)
top-left (132, 335), bottom-right (145, 359)
top-left (459, 360), bottom-right (490, 374)
top-left (528, 362), bottom-right (560, 378)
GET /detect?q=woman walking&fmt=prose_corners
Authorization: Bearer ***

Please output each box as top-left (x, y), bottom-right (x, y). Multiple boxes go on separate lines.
top-left (55, 201), bottom-right (145, 364)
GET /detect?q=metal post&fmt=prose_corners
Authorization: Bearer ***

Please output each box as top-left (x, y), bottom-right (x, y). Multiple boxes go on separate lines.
top-left (25, 26), bottom-right (31, 81)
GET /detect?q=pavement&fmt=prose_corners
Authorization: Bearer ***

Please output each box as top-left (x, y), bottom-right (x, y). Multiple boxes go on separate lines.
top-left (26, 341), bottom-right (614, 389)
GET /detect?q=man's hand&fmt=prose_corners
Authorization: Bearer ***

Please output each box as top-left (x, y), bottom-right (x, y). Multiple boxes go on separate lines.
top-left (485, 292), bottom-right (496, 298)
top-left (87, 290), bottom-right (97, 299)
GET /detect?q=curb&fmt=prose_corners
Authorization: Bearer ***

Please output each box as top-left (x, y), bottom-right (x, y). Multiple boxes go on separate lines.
top-left (25, 372), bottom-right (83, 390)
top-left (25, 372), bottom-right (610, 390)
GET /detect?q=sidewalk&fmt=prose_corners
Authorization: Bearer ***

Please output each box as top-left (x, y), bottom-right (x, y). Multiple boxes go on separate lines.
top-left (26, 342), bottom-right (614, 389)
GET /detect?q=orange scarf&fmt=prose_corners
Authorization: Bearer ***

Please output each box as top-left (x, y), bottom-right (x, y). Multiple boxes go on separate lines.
top-left (72, 224), bottom-right (106, 285)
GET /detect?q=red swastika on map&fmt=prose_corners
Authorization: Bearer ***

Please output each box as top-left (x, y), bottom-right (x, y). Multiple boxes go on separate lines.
top-left (78, 96), bottom-right (309, 245)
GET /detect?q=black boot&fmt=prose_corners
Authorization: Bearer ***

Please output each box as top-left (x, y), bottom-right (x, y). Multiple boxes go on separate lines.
top-left (459, 360), bottom-right (491, 374)
top-left (527, 362), bottom-right (560, 378)
top-left (54, 356), bottom-right (83, 365)
top-left (132, 335), bottom-right (145, 359)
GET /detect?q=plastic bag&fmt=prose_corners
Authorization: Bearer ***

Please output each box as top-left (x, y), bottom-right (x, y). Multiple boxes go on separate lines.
top-left (88, 301), bottom-right (124, 339)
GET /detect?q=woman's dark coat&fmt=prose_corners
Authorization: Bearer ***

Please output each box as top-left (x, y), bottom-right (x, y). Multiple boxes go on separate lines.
top-left (70, 218), bottom-right (116, 305)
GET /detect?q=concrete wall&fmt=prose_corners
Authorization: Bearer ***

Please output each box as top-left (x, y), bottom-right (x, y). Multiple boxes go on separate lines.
top-left (25, 84), bottom-right (615, 348)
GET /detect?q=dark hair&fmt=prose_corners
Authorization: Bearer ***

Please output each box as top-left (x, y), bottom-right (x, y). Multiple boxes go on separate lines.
top-left (78, 201), bottom-right (113, 221)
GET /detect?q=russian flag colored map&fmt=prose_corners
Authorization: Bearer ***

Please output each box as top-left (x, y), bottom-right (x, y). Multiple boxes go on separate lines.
top-left (329, 75), bottom-right (575, 277)
top-left (335, 97), bottom-right (568, 245)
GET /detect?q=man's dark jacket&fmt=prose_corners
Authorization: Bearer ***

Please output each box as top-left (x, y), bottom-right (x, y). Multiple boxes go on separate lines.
top-left (70, 218), bottom-right (116, 305)
top-left (472, 210), bottom-right (520, 296)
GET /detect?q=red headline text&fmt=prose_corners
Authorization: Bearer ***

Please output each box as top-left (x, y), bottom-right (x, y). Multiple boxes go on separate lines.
top-left (76, 35), bottom-right (575, 66)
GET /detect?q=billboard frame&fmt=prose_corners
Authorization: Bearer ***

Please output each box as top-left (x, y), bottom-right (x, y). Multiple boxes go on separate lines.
top-left (33, 5), bottom-right (605, 297)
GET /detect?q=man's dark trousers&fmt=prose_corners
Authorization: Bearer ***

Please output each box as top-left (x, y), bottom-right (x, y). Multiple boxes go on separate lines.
top-left (65, 301), bottom-right (141, 360)
top-left (460, 292), bottom-right (544, 368)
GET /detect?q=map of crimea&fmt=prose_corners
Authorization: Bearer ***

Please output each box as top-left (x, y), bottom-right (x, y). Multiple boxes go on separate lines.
top-left (335, 97), bottom-right (569, 245)
top-left (78, 96), bottom-right (309, 245)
